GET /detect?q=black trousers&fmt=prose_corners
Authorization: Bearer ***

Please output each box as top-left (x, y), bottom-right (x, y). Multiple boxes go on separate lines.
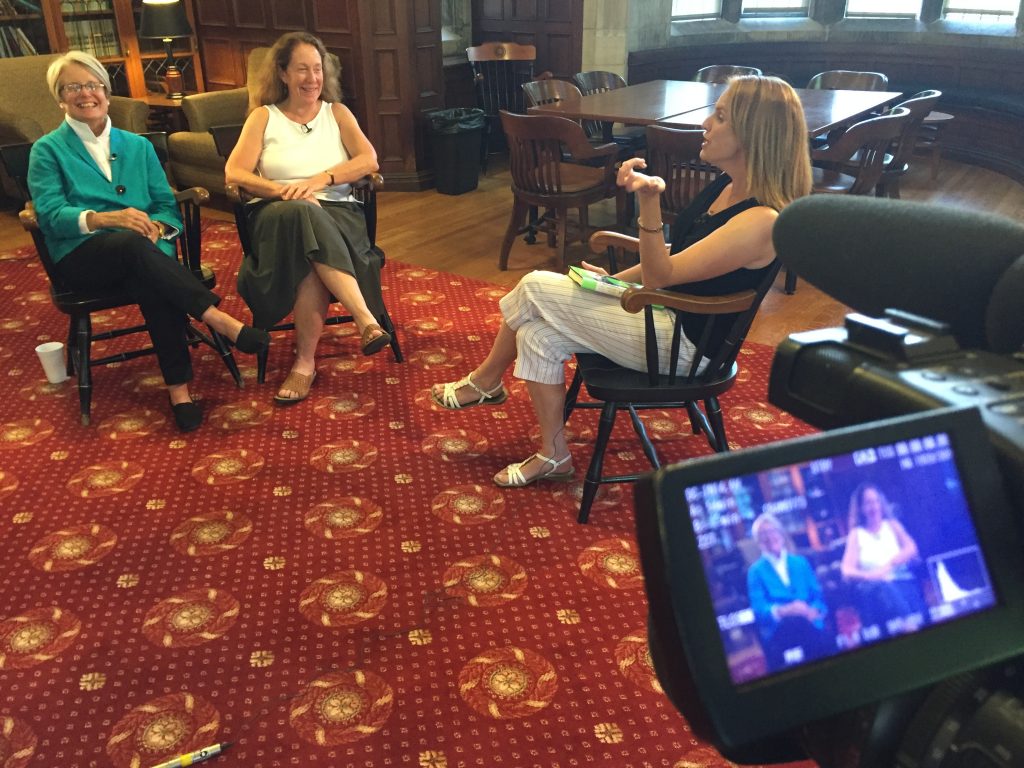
top-left (55, 231), bottom-right (220, 386)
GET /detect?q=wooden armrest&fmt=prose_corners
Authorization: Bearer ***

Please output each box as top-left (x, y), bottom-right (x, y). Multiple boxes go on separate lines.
top-left (225, 182), bottom-right (247, 205)
top-left (589, 230), bottom-right (639, 253)
top-left (620, 286), bottom-right (757, 315)
top-left (358, 173), bottom-right (384, 191)
top-left (174, 186), bottom-right (210, 206)
top-left (18, 203), bottom-right (38, 232)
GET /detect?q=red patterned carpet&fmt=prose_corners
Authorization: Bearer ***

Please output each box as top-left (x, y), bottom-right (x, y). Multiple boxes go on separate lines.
top-left (0, 222), bottom-right (817, 768)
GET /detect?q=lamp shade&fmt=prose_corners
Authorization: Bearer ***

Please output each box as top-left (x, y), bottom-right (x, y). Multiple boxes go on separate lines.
top-left (139, 0), bottom-right (193, 39)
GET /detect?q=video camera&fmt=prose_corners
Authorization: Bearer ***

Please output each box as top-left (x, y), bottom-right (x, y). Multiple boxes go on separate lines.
top-left (634, 196), bottom-right (1024, 767)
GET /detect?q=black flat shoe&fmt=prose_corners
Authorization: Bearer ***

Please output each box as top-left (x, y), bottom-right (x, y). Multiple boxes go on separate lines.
top-left (170, 400), bottom-right (203, 432)
top-left (235, 326), bottom-right (271, 355)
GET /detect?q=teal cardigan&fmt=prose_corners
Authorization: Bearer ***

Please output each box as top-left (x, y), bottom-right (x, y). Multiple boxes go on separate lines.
top-left (27, 121), bottom-right (183, 263)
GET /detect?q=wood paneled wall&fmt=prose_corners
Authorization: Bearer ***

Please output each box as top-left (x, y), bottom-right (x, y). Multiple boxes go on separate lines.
top-left (193, 0), bottom-right (444, 190)
top-left (471, 0), bottom-right (583, 79)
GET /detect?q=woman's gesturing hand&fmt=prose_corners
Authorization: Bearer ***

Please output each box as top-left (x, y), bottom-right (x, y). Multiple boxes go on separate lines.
top-left (89, 208), bottom-right (160, 240)
top-left (616, 157), bottom-right (665, 197)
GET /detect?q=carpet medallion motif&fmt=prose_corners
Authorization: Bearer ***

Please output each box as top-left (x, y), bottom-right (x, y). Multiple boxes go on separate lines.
top-left (0, 224), bottom-right (815, 767)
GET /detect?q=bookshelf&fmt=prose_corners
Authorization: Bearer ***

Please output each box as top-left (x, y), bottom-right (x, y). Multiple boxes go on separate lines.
top-left (0, 0), bottom-right (203, 98)
top-left (0, 1), bottom-right (51, 57)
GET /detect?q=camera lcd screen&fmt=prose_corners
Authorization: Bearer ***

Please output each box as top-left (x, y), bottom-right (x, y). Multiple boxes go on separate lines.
top-left (684, 430), bottom-right (997, 685)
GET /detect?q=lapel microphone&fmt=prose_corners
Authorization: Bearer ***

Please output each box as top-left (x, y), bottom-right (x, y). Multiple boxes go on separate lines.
top-left (110, 153), bottom-right (117, 161)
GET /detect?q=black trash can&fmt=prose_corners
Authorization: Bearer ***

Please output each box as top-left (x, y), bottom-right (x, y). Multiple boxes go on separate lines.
top-left (428, 108), bottom-right (486, 195)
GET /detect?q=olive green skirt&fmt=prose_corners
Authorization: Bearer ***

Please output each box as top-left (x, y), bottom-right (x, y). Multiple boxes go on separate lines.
top-left (239, 199), bottom-right (385, 329)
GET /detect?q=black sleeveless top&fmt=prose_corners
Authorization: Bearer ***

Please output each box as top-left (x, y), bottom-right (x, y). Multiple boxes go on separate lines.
top-left (665, 174), bottom-right (777, 352)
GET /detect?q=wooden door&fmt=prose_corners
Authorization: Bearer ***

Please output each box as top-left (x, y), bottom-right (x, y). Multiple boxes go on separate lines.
top-left (471, 0), bottom-right (583, 80)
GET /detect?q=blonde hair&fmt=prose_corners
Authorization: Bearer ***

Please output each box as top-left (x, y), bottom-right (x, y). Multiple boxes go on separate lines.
top-left (250, 32), bottom-right (342, 110)
top-left (46, 51), bottom-right (112, 103)
top-left (722, 75), bottom-right (812, 211)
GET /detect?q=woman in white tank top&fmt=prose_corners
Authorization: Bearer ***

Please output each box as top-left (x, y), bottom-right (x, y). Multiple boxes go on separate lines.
top-left (841, 483), bottom-right (925, 636)
top-left (226, 32), bottom-right (392, 405)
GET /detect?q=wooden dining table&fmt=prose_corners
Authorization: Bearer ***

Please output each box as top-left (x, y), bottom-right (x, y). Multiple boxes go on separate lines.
top-left (528, 79), bottom-right (903, 138)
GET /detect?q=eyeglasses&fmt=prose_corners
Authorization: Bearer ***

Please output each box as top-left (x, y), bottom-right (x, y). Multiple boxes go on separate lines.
top-left (61, 82), bottom-right (106, 95)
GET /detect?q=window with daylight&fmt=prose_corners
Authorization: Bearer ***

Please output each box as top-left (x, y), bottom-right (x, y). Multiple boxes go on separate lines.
top-left (943, 0), bottom-right (1018, 22)
top-left (671, 0), bottom-right (723, 20)
top-left (845, 0), bottom-right (921, 17)
top-left (740, 0), bottom-right (810, 17)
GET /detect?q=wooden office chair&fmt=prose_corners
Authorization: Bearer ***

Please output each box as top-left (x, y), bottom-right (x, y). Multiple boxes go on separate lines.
top-left (781, 106), bottom-right (911, 294)
top-left (466, 41), bottom-right (538, 171)
top-left (874, 90), bottom-right (942, 199)
top-left (693, 65), bottom-right (763, 84)
top-left (498, 110), bottom-right (623, 271)
top-left (1, 137), bottom-right (242, 426)
top-left (563, 231), bottom-right (782, 523)
top-left (571, 70), bottom-right (646, 151)
top-left (209, 124), bottom-right (402, 384)
top-left (806, 70), bottom-right (889, 91)
top-left (644, 125), bottom-right (721, 228)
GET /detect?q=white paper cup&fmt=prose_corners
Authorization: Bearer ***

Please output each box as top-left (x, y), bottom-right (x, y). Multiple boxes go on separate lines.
top-left (35, 341), bottom-right (69, 384)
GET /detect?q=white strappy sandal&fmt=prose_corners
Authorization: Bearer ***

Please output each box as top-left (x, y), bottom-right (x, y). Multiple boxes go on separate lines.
top-left (494, 453), bottom-right (574, 488)
top-left (432, 374), bottom-right (508, 410)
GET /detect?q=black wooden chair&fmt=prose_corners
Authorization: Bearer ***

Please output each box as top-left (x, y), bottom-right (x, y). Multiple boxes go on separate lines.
top-left (783, 106), bottom-right (911, 294)
top-left (0, 136), bottom-right (242, 425)
top-left (692, 65), bottom-right (762, 84)
top-left (467, 41), bottom-right (539, 172)
top-left (874, 90), bottom-right (942, 199)
top-left (571, 70), bottom-right (646, 152)
top-left (563, 230), bottom-right (781, 523)
top-left (209, 123), bottom-right (402, 384)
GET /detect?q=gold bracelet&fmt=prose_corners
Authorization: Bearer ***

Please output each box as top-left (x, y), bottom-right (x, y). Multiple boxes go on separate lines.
top-left (325, 170), bottom-right (336, 186)
top-left (637, 218), bottom-right (663, 234)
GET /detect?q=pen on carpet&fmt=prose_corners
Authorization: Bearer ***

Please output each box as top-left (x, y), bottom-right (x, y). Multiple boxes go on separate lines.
top-left (148, 742), bottom-right (232, 768)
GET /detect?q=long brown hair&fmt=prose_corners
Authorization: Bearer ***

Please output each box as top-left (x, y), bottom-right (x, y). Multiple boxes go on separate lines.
top-left (724, 75), bottom-right (812, 211)
top-left (249, 32), bottom-right (342, 109)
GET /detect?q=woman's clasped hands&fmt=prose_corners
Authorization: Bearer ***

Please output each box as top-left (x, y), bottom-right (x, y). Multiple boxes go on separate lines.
top-left (87, 207), bottom-right (163, 241)
top-left (277, 179), bottom-right (323, 205)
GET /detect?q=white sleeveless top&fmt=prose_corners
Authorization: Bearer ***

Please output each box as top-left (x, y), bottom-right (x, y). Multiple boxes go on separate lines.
top-left (257, 101), bottom-right (355, 202)
top-left (853, 520), bottom-right (901, 579)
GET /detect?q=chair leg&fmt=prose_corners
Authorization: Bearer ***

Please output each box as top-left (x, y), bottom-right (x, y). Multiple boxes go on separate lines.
top-left (74, 315), bottom-right (93, 426)
top-left (500, 200), bottom-right (528, 271)
top-left (379, 309), bottom-right (403, 363)
top-left (784, 267), bottom-right (798, 295)
top-left (256, 344), bottom-right (270, 384)
top-left (627, 404), bottom-right (660, 470)
top-left (524, 205), bottom-right (538, 245)
top-left (206, 325), bottom-right (244, 389)
top-left (65, 316), bottom-right (76, 376)
top-left (579, 401), bottom-right (617, 524)
top-left (555, 209), bottom-right (569, 270)
top-left (563, 369), bottom-right (583, 423)
top-left (705, 397), bottom-right (729, 453)
top-left (685, 401), bottom-right (704, 436)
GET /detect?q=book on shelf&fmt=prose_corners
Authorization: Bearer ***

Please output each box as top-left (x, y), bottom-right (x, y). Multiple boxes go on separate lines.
top-left (567, 265), bottom-right (639, 299)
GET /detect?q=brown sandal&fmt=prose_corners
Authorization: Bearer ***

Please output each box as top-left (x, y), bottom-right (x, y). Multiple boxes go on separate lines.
top-left (273, 370), bottom-right (316, 406)
top-left (360, 323), bottom-right (392, 356)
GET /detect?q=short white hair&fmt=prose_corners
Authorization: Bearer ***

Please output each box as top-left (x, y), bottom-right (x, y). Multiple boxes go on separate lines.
top-left (46, 51), bottom-right (112, 103)
top-left (751, 512), bottom-right (783, 539)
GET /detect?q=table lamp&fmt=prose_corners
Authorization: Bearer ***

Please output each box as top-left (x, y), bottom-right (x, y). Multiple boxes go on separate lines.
top-left (139, 0), bottom-right (193, 99)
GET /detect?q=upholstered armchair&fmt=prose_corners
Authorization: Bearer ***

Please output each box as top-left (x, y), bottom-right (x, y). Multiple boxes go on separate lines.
top-left (167, 47), bottom-right (270, 195)
top-left (0, 53), bottom-right (148, 199)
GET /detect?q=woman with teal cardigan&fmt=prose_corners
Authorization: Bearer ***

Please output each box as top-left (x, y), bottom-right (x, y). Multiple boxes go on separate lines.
top-left (28, 51), bottom-right (269, 432)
